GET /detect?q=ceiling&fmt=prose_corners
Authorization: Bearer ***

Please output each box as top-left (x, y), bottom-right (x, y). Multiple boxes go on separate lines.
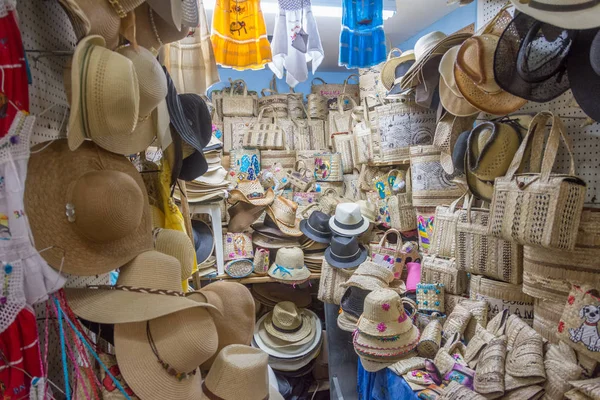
top-left (204, 0), bottom-right (459, 71)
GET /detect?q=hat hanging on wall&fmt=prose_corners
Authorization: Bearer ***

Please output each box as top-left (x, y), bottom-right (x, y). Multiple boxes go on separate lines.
top-left (568, 28), bottom-right (600, 122)
top-left (494, 12), bottom-right (574, 103)
top-left (438, 46), bottom-right (481, 117)
top-left (128, 3), bottom-right (191, 52)
top-left (510, 0), bottom-right (600, 30)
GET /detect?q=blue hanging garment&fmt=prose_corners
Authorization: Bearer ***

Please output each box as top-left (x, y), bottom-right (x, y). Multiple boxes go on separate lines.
top-left (339, 0), bottom-right (387, 68)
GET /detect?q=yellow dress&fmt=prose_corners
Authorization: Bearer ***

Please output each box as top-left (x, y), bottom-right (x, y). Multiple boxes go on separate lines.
top-left (211, 0), bottom-right (272, 70)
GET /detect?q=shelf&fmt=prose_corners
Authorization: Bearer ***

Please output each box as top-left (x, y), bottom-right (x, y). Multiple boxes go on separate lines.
top-left (199, 272), bottom-right (321, 284)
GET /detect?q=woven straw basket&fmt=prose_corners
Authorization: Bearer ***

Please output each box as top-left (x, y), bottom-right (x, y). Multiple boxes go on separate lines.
top-left (533, 298), bottom-right (564, 344)
top-left (260, 150), bottom-right (296, 171)
top-left (258, 82), bottom-right (288, 118)
top-left (410, 145), bottom-right (463, 207)
top-left (557, 285), bottom-right (600, 362)
top-left (443, 304), bottom-right (472, 340)
top-left (307, 94), bottom-right (328, 120)
top-left (421, 255), bottom-right (468, 295)
top-left (416, 283), bottom-right (445, 313)
top-left (429, 195), bottom-right (466, 258)
top-left (469, 275), bottom-right (534, 326)
top-left (388, 168), bottom-right (417, 232)
top-left (253, 248), bottom-right (270, 276)
top-left (414, 311), bottom-right (447, 332)
top-left (523, 208), bottom-right (600, 303)
top-left (318, 259), bottom-right (355, 305)
top-left (222, 79), bottom-right (258, 117)
top-left (417, 320), bottom-right (442, 358)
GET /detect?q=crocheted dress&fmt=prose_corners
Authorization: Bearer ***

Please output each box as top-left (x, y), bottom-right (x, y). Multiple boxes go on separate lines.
top-left (211, 0), bottom-right (272, 70)
top-left (339, 0), bottom-right (387, 68)
top-left (269, 0), bottom-right (324, 88)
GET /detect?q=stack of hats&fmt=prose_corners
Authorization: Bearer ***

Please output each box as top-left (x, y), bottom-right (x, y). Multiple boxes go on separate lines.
top-left (253, 302), bottom-right (322, 374)
top-left (192, 219), bottom-right (217, 277)
top-left (252, 196), bottom-right (303, 250)
top-left (353, 289), bottom-right (420, 372)
top-left (301, 238), bottom-right (329, 273)
top-left (267, 247), bottom-right (312, 285)
top-left (299, 211), bottom-right (332, 273)
top-left (228, 180), bottom-right (275, 232)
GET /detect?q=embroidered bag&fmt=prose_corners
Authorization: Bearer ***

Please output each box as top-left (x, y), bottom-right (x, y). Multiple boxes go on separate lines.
top-left (229, 148), bottom-right (261, 180)
top-left (416, 283), bottom-right (445, 313)
top-left (558, 285), bottom-right (600, 362)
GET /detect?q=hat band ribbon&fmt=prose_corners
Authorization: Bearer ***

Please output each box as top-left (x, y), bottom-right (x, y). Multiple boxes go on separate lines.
top-left (306, 220), bottom-right (332, 235)
top-left (86, 285), bottom-right (185, 297)
top-left (334, 219), bottom-right (365, 231)
top-left (273, 319), bottom-right (304, 334)
top-left (202, 383), bottom-right (269, 400)
top-left (273, 265), bottom-right (293, 278)
top-left (529, 0), bottom-right (599, 11)
top-left (330, 248), bottom-right (361, 262)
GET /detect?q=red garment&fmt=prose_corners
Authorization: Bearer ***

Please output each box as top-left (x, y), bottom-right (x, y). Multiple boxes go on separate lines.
top-left (0, 8), bottom-right (29, 138)
top-left (0, 307), bottom-right (42, 399)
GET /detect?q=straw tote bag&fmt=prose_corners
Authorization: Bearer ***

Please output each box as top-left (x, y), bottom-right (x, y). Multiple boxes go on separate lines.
top-left (488, 112), bottom-right (586, 250)
top-left (429, 194), bottom-right (467, 259)
top-left (306, 93), bottom-right (328, 120)
top-left (229, 148), bottom-right (261, 180)
top-left (456, 198), bottom-right (524, 285)
top-left (421, 255), bottom-right (467, 295)
top-left (296, 151), bottom-right (343, 182)
top-left (328, 94), bottom-right (357, 144)
top-left (223, 116), bottom-right (256, 153)
top-left (258, 76), bottom-right (288, 118)
top-left (352, 104), bottom-right (376, 165)
top-left (332, 132), bottom-right (357, 174)
top-left (369, 229), bottom-right (420, 280)
top-left (558, 285), bottom-right (600, 362)
top-left (522, 208), bottom-right (600, 303)
top-left (222, 79), bottom-right (258, 117)
top-left (343, 169), bottom-right (362, 200)
top-left (318, 259), bottom-right (355, 305)
top-left (410, 145), bottom-right (463, 207)
top-left (359, 53), bottom-right (391, 108)
top-left (388, 169), bottom-right (417, 232)
top-left (287, 88), bottom-right (305, 120)
top-left (369, 99), bottom-right (436, 163)
top-left (311, 74), bottom-right (360, 110)
top-left (243, 107), bottom-right (285, 150)
top-left (260, 149), bottom-right (296, 170)
top-left (291, 114), bottom-right (326, 151)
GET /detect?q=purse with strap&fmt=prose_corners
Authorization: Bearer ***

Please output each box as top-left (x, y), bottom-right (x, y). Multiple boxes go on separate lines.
top-left (488, 112), bottom-right (586, 250)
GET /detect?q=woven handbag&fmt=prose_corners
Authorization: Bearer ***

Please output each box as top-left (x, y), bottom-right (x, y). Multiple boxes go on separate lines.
top-left (229, 148), bottom-right (261, 180)
top-left (429, 194), bottom-right (467, 259)
top-left (287, 88), bottom-right (305, 119)
top-left (243, 107), bottom-right (285, 150)
top-left (410, 145), bottom-right (463, 207)
top-left (292, 117), bottom-right (326, 151)
top-left (332, 132), bottom-right (357, 174)
top-left (460, 299), bottom-right (488, 342)
top-left (473, 336), bottom-right (507, 398)
top-left (369, 99), bottom-right (436, 163)
top-left (416, 283), bottom-right (445, 313)
top-left (223, 232), bottom-right (254, 261)
top-left (414, 311), bottom-right (447, 332)
top-left (443, 304), bottom-right (472, 340)
top-left (306, 93), bottom-right (328, 120)
top-left (328, 94), bottom-right (357, 146)
top-left (260, 150), bottom-right (296, 170)
top-left (456, 198), bottom-right (524, 285)
top-left (223, 116), bottom-right (255, 153)
top-left (222, 79), bottom-right (258, 117)
top-left (311, 74), bottom-right (360, 110)
top-left (388, 169), bottom-right (417, 232)
top-left (287, 167), bottom-right (314, 192)
top-left (417, 206), bottom-right (436, 253)
top-left (318, 259), bottom-right (356, 305)
top-left (369, 229), bottom-right (420, 281)
top-left (417, 320), bottom-right (443, 359)
top-left (343, 169), bottom-right (362, 201)
top-left (258, 76), bottom-right (288, 118)
top-left (359, 59), bottom-right (388, 109)
top-left (522, 208), bottom-right (600, 303)
top-left (557, 285), bottom-right (600, 362)
top-left (421, 255), bottom-right (467, 295)
top-left (469, 275), bottom-right (534, 327)
top-left (253, 248), bottom-right (270, 276)
top-left (488, 112), bottom-right (586, 250)
top-left (301, 152), bottom-right (343, 182)
top-left (352, 105), bottom-right (376, 165)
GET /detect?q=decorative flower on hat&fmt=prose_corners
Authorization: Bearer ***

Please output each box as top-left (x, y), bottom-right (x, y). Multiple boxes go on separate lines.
top-left (381, 303), bottom-right (390, 311)
top-left (377, 322), bottom-right (387, 332)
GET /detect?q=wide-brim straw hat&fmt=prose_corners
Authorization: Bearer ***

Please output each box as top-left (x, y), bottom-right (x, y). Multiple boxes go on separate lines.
top-left (381, 50), bottom-right (417, 90)
top-left (24, 140), bottom-right (152, 275)
top-left (252, 232), bottom-right (300, 250)
top-left (153, 228), bottom-right (195, 280)
top-left (340, 261), bottom-right (394, 291)
top-left (193, 165), bottom-right (228, 185)
top-left (267, 262), bottom-right (311, 284)
top-left (192, 219), bottom-right (214, 265)
top-left (229, 180), bottom-right (276, 207)
top-left (359, 357), bottom-right (396, 373)
top-left (199, 345), bottom-right (284, 400)
top-left (454, 34), bottom-right (527, 115)
top-left (115, 307), bottom-right (218, 400)
top-left (251, 282), bottom-right (312, 308)
top-left (263, 306), bottom-right (315, 343)
top-left (68, 35), bottom-right (141, 154)
top-left (356, 289), bottom-right (417, 338)
top-left (354, 326), bottom-right (420, 357)
top-left (266, 197), bottom-right (303, 237)
top-left (257, 319), bottom-right (316, 351)
top-left (438, 45), bottom-right (481, 117)
top-left (65, 251), bottom-right (217, 323)
top-left (186, 281), bottom-right (255, 369)
top-left (254, 310), bottom-right (321, 359)
top-left (510, 0), bottom-right (600, 30)
top-left (146, 0), bottom-right (198, 31)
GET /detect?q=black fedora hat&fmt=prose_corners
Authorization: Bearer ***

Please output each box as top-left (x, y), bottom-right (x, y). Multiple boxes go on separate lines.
top-left (568, 28), bottom-right (600, 122)
top-left (324, 235), bottom-right (367, 269)
top-left (300, 211), bottom-right (332, 244)
top-left (340, 286), bottom-right (371, 320)
top-left (192, 219), bottom-right (214, 265)
top-left (494, 12), bottom-right (575, 103)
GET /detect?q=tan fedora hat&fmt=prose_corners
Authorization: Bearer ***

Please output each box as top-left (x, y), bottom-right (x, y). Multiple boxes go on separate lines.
top-left (439, 45), bottom-right (481, 117)
top-left (380, 49), bottom-right (416, 90)
top-left (200, 345), bottom-right (284, 400)
top-left (115, 307), bottom-right (218, 400)
top-left (401, 32), bottom-right (447, 86)
top-left (64, 250), bottom-right (217, 323)
top-left (127, 3), bottom-right (191, 53)
top-left (268, 247), bottom-right (311, 284)
top-left (434, 112), bottom-right (477, 174)
top-left (228, 180), bottom-right (276, 207)
top-left (67, 35), bottom-right (140, 153)
top-left (263, 301), bottom-right (314, 343)
top-left (454, 35), bottom-right (527, 115)
top-left (153, 228), bottom-right (195, 280)
top-left (228, 202), bottom-right (267, 233)
top-left (24, 140), bottom-right (152, 275)
top-left (266, 196), bottom-right (303, 237)
top-left (187, 281), bottom-right (255, 369)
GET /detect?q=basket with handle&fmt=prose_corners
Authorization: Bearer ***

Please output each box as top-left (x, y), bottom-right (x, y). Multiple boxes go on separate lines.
top-left (292, 108), bottom-right (326, 151)
top-left (369, 228), bottom-right (420, 281)
top-left (557, 285), bottom-right (600, 362)
top-left (429, 193), bottom-right (468, 259)
top-left (388, 168), bottom-right (417, 232)
top-left (258, 75), bottom-right (288, 118)
top-left (352, 104), bottom-right (377, 165)
top-left (327, 94), bottom-right (358, 146)
top-left (242, 106), bottom-right (285, 150)
top-left (287, 87), bottom-right (305, 119)
top-left (260, 149), bottom-right (296, 170)
top-left (307, 93), bottom-right (328, 120)
top-left (222, 79), bottom-right (258, 117)
top-left (410, 145), bottom-right (463, 207)
top-left (287, 161), bottom-right (314, 192)
top-left (421, 255), bottom-right (467, 295)
top-left (311, 74), bottom-right (360, 110)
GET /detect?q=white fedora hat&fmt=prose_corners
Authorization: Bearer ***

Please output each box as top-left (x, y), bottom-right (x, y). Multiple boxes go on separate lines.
top-left (329, 203), bottom-right (370, 237)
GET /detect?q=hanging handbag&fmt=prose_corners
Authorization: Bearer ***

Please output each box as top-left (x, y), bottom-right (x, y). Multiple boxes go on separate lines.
top-left (287, 88), bottom-right (305, 120)
top-left (292, 113), bottom-right (326, 151)
top-left (352, 104), bottom-right (376, 165)
top-left (242, 106), bottom-right (285, 150)
top-left (222, 79), bottom-right (258, 117)
top-left (287, 164), bottom-right (314, 192)
top-left (327, 94), bottom-right (358, 146)
top-left (429, 194), bottom-right (468, 259)
top-left (332, 132), bottom-right (357, 174)
top-left (558, 285), bottom-right (600, 362)
top-left (223, 116), bottom-right (255, 153)
top-left (488, 112), bottom-right (586, 250)
top-left (388, 169), bottom-right (417, 232)
top-left (306, 93), bottom-right (328, 120)
top-left (343, 169), bottom-right (362, 200)
top-left (369, 228), bottom-right (420, 280)
top-left (311, 74), bottom-right (360, 110)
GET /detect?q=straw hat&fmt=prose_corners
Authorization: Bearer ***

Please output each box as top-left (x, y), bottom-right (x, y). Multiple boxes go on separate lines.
top-left (228, 180), bottom-right (276, 207)
top-left (252, 231), bottom-right (300, 250)
top-left (67, 35), bottom-right (140, 153)
top-left (257, 319), bottom-right (316, 351)
top-left (146, 0), bottom-right (198, 30)
top-left (329, 203), bottom-right (370, 237)
top-left (64, 250), bottom-right (217, 323)
top-left (251, 283), bottom-right (312, 309)
top-left (115, 307), bottom-right (218, 400)
top-left (357, 200), bottom-right (377, 224)
top-left (510, 0), bottom-right (600, 30)
top-left (401, 32), bottom-right (447, 86)
top-left (187, 281), bottom-right (255, 369)
top-left (381, 50), bottom-right (416, 90)
top-left (24, 140), bottom-right (152, 275)
top-left (340, 261), bottom-right (395, 292)
top-left (434, 112), bottom-right (477, 174)
top-left (128, 3), bottom-right (191, 52)
top-left (438, 45), bottom-right (481, 117)
top-left (153, 228), bottom-right (195, 280)
top-left (228, 202), bottom-right (267, 233)
top-left (192, 220), bottom-right (214, 265)
top-left (337, 311), bottom-right (359, 333)
top-left (356, 289), bottom-right (418, 338)
top-left (199, 345), bottom-right (283, 400)
top-left (263, 301), bottom-right (314, 343)
top-left (266, 196), bottom-right (303, 237)
top-left (454, 35), bottom-right (527, 115)
top-left (268, 247), bottom-right (311, 284)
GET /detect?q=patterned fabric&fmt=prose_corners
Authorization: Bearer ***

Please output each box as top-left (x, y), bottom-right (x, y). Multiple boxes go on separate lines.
top-left (211, 0), bottom-right (272, 70)
top-left (269, 0), bottom-right (324, 87)
top-left (339, 0), bottom-right (387, 68)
